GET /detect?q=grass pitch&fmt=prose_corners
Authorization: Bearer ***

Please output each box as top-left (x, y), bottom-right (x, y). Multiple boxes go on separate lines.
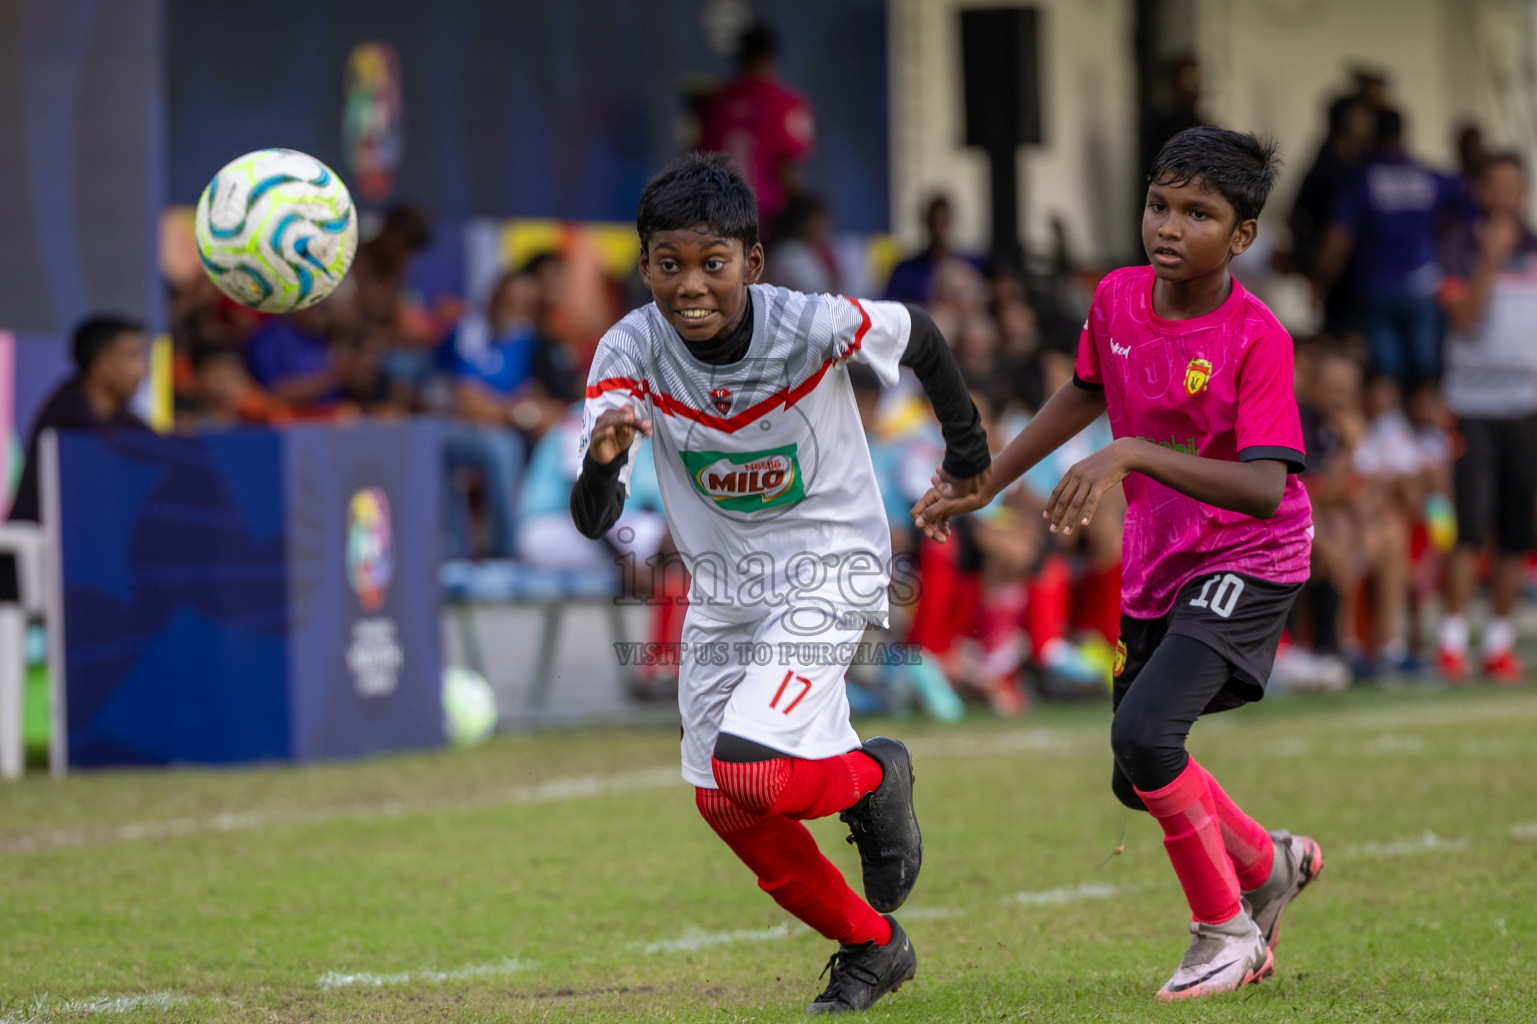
top-left (2, 685), bottom-right (1535, 1023)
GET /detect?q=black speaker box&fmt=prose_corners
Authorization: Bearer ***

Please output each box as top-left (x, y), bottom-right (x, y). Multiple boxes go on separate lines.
top-left (961, 6), bottom-right (1042, 150)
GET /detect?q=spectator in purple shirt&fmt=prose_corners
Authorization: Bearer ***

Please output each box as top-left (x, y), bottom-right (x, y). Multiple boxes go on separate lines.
top-left (244, 300), bottom-right (345, 410)
top-left (1314, 108), bottom-right (1474, 383)
top-left (883, 194), bottom-right (984, 305)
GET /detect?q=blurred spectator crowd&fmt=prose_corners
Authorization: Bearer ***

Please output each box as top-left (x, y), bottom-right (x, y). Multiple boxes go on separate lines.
top-left (14, 57), bottom-right (1535, 717)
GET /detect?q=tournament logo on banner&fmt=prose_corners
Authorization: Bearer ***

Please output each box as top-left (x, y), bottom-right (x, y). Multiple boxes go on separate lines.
top-left (345, 486), bottom-right (402, 699)
top-left (342, 42), bottom-right (404, 202)
top-left (346, 487), bottom-right (394, 611)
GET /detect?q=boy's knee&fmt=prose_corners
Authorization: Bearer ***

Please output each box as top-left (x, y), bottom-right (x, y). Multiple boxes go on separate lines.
top-left (710, 735), bottom-right (791, 815)
top-left (1109, 711), bottom-right (1157, 768)
top-left (1109, 711), bottom-right (1183, 791)
top-left (696, 786), bottom-right (764, 835)
top-left (1110, 766), bottom-right (1147, 811)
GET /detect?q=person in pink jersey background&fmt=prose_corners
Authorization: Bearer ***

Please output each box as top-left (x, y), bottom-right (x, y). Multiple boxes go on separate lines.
top-left (699, 23), bottom-right (814, 239)
top-left (913, 126), bottom-right (1325, 1001)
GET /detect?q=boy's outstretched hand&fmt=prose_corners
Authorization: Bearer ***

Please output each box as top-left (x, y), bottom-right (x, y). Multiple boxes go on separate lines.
top-left (587, 407), bottom-right (653, 464)
top-left (1044, 438), bottom-right (1131, 536)
top-left (910, 466), bottom-right (992, 543)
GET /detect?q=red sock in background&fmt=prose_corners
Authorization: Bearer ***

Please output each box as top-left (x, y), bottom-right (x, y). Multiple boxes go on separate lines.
top-left (979, 581), bottom-right (1028, 667)
top-left (908, 537), bottom-right (980, 656)
top-left (1135, 760), bottom-right (1243, 925)
top-left (1073, 563), bottom-right (1123, 644)
top-left (649, 567), bottom-right (689, 648)
top-left (1192, 761), bottom-right (1275, 891)
top-left (696, 788), bottom-right (892, 946)
top-left (1026, 554), bottom-right (1072, 656)
top-left (712, 752), bottom-right (882, 820)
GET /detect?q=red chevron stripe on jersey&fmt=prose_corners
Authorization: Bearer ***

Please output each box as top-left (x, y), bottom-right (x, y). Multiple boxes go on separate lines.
top-left (583, 298), bottom-right (873, 435)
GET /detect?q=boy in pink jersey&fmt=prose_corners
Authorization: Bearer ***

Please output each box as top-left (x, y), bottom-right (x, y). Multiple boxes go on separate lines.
top-left (914, 126), bottom-right (1325, 1000)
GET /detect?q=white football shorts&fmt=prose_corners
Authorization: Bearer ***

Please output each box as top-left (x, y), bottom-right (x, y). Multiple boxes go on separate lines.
top-left (679, 603), bottom-right (864, 789)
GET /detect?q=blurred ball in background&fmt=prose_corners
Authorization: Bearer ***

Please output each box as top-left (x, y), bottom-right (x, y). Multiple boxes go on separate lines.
top-left (442, 666), bottom-right (498, 746)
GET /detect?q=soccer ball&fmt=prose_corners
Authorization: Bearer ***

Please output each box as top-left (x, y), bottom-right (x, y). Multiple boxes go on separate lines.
top-left (194, 148), bottom-right (358, 313)
top-left (442, 666), bottom-right (498, 746)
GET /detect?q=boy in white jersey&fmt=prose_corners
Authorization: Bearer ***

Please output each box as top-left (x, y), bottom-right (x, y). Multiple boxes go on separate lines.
top-left (571, 154), bottom-right (991, 1013)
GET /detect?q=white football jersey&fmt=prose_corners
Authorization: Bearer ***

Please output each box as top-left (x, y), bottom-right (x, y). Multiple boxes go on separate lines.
top-left (578, 285), bottom-right (913, 632)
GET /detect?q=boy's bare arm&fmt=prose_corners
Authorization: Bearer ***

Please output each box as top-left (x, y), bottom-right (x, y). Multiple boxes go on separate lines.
top-left (911, 380), bottom-right (1106, 540)
top-left (1045, 439), bottom-right (1288, 536)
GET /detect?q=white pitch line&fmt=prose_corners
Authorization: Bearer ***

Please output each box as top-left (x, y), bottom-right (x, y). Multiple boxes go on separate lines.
top-left (634, 883), bottom-right (1129, 957)
top-left (1004, 882), bottom-right (1123, 906)
top-left (1361, 734), bottom-right (1427, 756)
top-left (318, 958), bottom-right (539, 990)
top-left (1340, 830), bottom-right (1471, 858)
top-left (6, 692), bottom-right (1536, 855)
top-left (631, 923), bottom-right (806, 954)
top-left (1512, 822), bottom-right (1537, 840)
top-left (0, 991), bottom-right (218, 1024)
top-left (907, 729), bottom-right (1081, 759)
top-left (0, 730), bottom-right (1086, 855)
top-left (1308, 696), bottom-right (1537, 733)
top-left (0, 767), bottom-right (680, 855)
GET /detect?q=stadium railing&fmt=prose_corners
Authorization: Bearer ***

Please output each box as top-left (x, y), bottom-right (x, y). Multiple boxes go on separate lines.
top-left (439, 559), bottom-right (633, 717)
top-left (0, 521), bottom-right (46, 779)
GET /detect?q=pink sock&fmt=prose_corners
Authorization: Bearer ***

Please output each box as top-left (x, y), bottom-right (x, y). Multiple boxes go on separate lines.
top-left (1135, 760), bottom-right (1243, 925)
top-left (1193, 760), bottom-right (1275, 891)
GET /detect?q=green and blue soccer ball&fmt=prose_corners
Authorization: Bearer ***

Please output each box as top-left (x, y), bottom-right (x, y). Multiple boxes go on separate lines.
top-left (443, 666), bottom-right (498, 746)
top-left (194, 148), bottom-right (358, 313)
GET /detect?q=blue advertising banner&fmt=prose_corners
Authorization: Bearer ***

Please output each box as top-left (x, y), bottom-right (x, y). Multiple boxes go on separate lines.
top-left (56, 422), bottom-right (442, 767)
top-left (166, 0), bottom-right (889, 231)
top-left (284, 423), bottom-right (442, 760)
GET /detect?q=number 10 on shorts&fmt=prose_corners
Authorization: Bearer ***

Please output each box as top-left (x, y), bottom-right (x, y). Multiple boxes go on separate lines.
top-left (1190, 573), bottom-right (1245, 618)
top-left (770, 670), bottom-right (813, 714)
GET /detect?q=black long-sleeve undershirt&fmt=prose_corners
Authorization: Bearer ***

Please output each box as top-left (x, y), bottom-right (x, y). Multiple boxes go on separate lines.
top-left (898, 304), bottom-right (992, 479)
top-left (570, 299), bottom-right (991, 539)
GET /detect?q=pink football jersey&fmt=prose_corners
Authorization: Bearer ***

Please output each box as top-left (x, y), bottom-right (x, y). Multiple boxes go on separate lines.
top-left (1074, 265), bottom-right (1313, 619)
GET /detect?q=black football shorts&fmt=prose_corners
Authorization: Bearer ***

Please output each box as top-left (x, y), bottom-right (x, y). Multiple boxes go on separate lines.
top-left (1113, 570), bottom-right (1303, 716)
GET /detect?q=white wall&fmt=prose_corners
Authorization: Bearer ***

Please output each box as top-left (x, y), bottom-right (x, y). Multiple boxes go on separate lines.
top-left (888, 0), bottom-right (1139, 264)
top-left (888, 0), bottom-right (1526, 260)
top-left (1196, 0), bottom-right (1512, 226)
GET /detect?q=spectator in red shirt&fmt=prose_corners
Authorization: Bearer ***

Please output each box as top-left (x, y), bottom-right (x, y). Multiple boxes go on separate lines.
top-left (699, 23), bottom-right (814, 237)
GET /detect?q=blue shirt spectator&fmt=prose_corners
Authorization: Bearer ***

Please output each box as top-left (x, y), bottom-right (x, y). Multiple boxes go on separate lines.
top-left (883, 194), bottom-right (984, 305)
top-left (1318, 109), bottom-right (1475, 382)
top-left (439, 318), bottom-right (537, 397)
top-left (1331, 148), bottom-right (1470, 299)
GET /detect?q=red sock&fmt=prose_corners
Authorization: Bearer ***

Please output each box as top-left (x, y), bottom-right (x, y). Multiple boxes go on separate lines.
top-left (696, 788), bottom-right (892, 946)
top-left (1134, 760), bottom-right (1243, 925)
top-left (1192, 761), bottom-right (1275, 891)
top-left (649, 568), bottom-right (690, 646)
top-left (1074, 563), bottom-right (1123, 644)
top-left (712, 752), bottom-right (883, 820)
top-left (1025, 554), bottom-right (1072, 656)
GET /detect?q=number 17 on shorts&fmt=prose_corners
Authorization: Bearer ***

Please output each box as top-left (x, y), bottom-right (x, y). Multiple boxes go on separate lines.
top-left (716, 642), bottom-right (863, 763)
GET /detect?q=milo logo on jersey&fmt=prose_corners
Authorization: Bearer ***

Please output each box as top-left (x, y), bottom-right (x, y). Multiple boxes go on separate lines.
top-left (682, 444), bottom-right (805, 511)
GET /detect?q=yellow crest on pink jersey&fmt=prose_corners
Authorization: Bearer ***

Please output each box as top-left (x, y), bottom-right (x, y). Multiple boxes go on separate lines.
top-left (1184, 358), bottom-right (1213, 396)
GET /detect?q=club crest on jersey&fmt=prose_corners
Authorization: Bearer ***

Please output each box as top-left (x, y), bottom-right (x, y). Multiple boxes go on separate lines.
top-left (709, 387), bottom-right (733, 415)
top-left (680, 444), bottom-right (805, 512)
top-left (1184, 358), bottom-right (1213, 397)
top-left (1113, 639), bottom-right (1127, 677)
